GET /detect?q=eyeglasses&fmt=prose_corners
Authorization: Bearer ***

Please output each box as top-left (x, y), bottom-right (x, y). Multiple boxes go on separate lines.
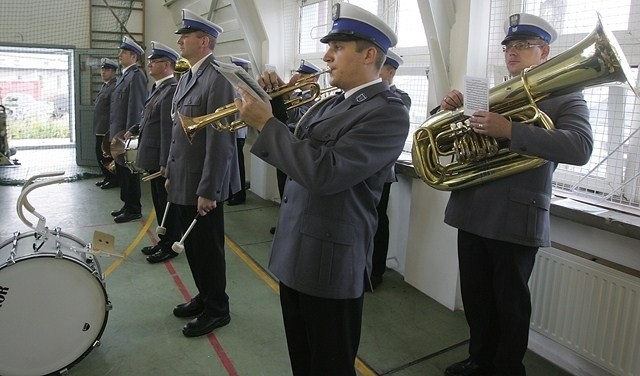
top-left (502, 41), bottom-right (545, 53)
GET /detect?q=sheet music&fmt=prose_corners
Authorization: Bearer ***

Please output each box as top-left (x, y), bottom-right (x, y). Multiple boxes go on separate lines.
top-left (463, 75), bottom-right (489, 116)
top-left (213, 60), bottom-right (270, 101)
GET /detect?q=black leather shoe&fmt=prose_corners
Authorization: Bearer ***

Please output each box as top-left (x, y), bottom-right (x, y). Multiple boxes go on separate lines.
top-left (227, 194), bottom-right (246, 206)
top-left (147, 248), bottom-right (179, 264)
top-left (141, 245), bottom-right (161, 255)
top-left (111, 207), bottom-right (125, 217)
top-left (96, 179), bottom-right (108, 187)
top-left (100, 181), bottom-right (119, 190)
top-left (114, 212), bottom-right (142, 223)
top-left (182, 312), bottom-right (231, 337)
top-left (445, 358), bottom-right (493, 376)
top-left (173, 299), bottom-right (205, 318)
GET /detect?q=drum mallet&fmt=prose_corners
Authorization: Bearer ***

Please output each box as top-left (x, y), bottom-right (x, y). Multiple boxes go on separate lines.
top-left (156, 202), bottom-right (171, 235)
top-left (171, 213), bottom-right (200, 254)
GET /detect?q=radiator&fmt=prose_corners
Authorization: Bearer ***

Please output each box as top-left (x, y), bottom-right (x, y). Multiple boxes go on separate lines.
top-left (530, 248), bottom-right (640, 376)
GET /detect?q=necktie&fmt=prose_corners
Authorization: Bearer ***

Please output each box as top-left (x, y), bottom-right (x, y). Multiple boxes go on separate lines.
top-left (151, 83), bottom-right (156, 92)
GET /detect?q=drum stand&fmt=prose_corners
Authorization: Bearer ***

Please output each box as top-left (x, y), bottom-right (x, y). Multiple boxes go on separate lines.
top-left (16, 171), bottom-right (122, 259)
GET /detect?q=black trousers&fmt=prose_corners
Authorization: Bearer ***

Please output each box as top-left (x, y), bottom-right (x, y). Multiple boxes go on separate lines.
top-left (149, 173), bottom-right (180, 250)
top-left (371, 182), bottom-right (392, 280)
top-left (279, 282), bottom-right (363, 376)
top-left (457, 230), bottom-right (538, 376)
top-left (95, 135), bottom-right (116, 182)
top-left (176, 203), bottom-right (229, 316)
top-left (236, 137), bottom-right (246, 197)
top-left (115, 163), bottom-right (141, 214)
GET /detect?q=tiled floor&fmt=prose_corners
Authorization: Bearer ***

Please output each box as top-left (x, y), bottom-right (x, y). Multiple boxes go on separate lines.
top-left (0, 177), bottom-right (574, 375)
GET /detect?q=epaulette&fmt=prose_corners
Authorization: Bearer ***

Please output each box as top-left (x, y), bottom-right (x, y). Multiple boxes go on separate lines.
top-left (383, 89), bottom-right (404, 105)
top-left (386, 95), bottom-right (405, 105)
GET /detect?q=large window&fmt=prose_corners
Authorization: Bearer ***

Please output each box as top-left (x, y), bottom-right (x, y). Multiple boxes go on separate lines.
top-left (488, 0), bottom-right (640, 214)
top-left (294, 0), bottom-right (430, 151)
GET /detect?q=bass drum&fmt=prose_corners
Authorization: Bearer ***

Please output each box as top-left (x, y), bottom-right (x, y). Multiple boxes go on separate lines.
top-left (0, 231), bottom-right (110, 376)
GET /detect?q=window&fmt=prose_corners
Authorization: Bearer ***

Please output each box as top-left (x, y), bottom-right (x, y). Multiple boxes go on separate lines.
top-left (489, 0), bottom-right (640, 214)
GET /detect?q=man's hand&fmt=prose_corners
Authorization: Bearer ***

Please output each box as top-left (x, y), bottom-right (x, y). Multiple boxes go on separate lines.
top-left (197, 196), bottom-right (217, 216)
top-left (440, 89), bottom-right (464, 111)
top-left (235, 87), bottom-right (274, 132)
top-left (469, 111), bottom-right (513, 139)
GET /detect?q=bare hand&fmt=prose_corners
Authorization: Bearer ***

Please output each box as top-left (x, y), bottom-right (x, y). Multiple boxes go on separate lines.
top-left (469, 111), bottom-right (512, 139)
top-left (164, 178), bottom-right (170, 191)
top-left (234, 87), bottom-right (273, 132)
top-left (197, 196), bottom-right (217, 216)
top-left (258, 70), bottom-right (286, 92)
top-left (440, 89), bottom-right (463, 111)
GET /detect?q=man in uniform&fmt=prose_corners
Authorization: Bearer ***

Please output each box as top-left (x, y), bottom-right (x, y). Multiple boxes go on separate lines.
top-left (235, 3), bottom-right (410, 374)
top-left (440, 13), bottom-right (593, 376)
top-left (370, 49), bottom-right (412, 290)
top-left (94, 58), bottom-right (119, 189)
top-left (125, 41), bottom-right (181, 263)
top-left (109, 36), bottom-right (147, 223)
top-left (165, 9), bottom-right (240, 338)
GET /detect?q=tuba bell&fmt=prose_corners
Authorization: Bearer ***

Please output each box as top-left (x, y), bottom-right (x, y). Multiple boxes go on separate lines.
top-left (412, 13), bottom-right (639, 191)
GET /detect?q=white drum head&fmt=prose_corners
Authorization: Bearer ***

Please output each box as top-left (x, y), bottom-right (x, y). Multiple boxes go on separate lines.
top-left (0, 255), bottom-right (108, 376)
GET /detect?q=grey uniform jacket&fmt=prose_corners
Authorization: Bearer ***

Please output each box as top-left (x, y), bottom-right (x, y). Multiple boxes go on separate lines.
top-left (251, 81), bottom-right (410, 299)
top-left (131, 77), bottom-right (177, 171)
top-left (166, 55), bottom-right (240, 206)
top-left (390, 84), bottom-right (412, 110)
top-left (109, 65), bottom-right (147, 141)
top-left (444, 92), bottom-right (593, 247)
top-left (93, 77), bottom-right (117, 136)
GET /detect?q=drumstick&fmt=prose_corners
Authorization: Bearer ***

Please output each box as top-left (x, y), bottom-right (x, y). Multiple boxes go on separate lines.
top-left (156, 202), bottom-right (171, 235)
top-left (171, 213), bottom-right (199, 254)
top-left (141, 171), bottom-right (162, 182)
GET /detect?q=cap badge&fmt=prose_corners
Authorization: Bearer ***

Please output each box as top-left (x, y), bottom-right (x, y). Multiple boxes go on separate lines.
top-left (332, 3), bottom-right (340, 21)
top-left (509, 14), bottom-right (520, 27)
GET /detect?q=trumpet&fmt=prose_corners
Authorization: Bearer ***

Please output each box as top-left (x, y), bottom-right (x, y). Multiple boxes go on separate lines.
top-left (178, 68), bottom-right (331, 141)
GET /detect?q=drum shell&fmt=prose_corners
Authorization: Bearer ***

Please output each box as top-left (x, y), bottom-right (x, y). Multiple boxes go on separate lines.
top-left (0, 231), bottom-right (110, 376)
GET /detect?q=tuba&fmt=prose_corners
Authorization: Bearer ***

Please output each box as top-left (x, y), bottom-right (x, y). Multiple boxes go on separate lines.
top-left (412, 13), bottom-right (639, 191)
top-left (178, 68), bottom-right (331, 141)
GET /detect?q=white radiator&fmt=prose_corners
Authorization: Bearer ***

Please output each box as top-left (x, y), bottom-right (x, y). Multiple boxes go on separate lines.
top-left (530, 248), bottom-right (640, 376)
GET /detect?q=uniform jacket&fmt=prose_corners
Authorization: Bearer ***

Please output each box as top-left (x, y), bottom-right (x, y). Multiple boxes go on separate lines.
top-left (166, 55), bottom-right (240, 205)
top-left (93, 77), bottom-right (117, 136)
top-left (444, 92), bottom-right (593, 247)
top-left (109, 65), bottom-right (147, 141)
top-left (251, 81), bottom-right (410, 299)
top-left (390, 84), bottom-right (412, 110)
top-left (130, 77), bottom-right (177, 171)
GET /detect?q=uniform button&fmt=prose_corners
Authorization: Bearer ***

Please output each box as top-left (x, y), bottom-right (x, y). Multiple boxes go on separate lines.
top-left (520, 146), bottom-right (527, 152)
top-left (325, 232), bottom-right (331, 238)
top-left (532, 200), bottom-right (537, 205)
top-left (282, 196), bottom-right (288, 203)
top-left (171, 157), bottom-right (175, 161)
top-left (288, 177), bottom-right (293, 181)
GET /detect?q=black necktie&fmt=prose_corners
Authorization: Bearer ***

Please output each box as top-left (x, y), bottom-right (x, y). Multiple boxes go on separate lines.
top-left (151, 83), bottom-right (156, 92)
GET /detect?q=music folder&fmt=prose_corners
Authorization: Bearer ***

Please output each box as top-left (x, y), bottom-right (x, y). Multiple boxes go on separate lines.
top-left (213, 60), bottom-right (270, 102)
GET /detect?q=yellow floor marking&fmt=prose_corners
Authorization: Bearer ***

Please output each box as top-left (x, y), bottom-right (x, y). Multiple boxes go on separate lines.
top-left (103, 210), bottom-right (155, 278)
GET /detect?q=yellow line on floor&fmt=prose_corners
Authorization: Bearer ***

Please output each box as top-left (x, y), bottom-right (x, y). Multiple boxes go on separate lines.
top-left (103, 210), bottom-right (156, 278)
top-left (224, 235), bottom-right (377, 376)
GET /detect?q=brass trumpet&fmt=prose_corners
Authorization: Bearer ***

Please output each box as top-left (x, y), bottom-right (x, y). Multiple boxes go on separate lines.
top-left (178, 68), bottom-right (331, 141)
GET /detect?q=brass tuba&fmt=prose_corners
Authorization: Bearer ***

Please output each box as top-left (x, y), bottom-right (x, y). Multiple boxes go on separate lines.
top-left (412, 13), bottom-right (638, 191)
top-left (178, 68), bottom-right (331, 142)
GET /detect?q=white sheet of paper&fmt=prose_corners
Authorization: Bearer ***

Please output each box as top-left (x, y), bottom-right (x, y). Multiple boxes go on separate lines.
top-left (464, 76), bottom-right (489, 116)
